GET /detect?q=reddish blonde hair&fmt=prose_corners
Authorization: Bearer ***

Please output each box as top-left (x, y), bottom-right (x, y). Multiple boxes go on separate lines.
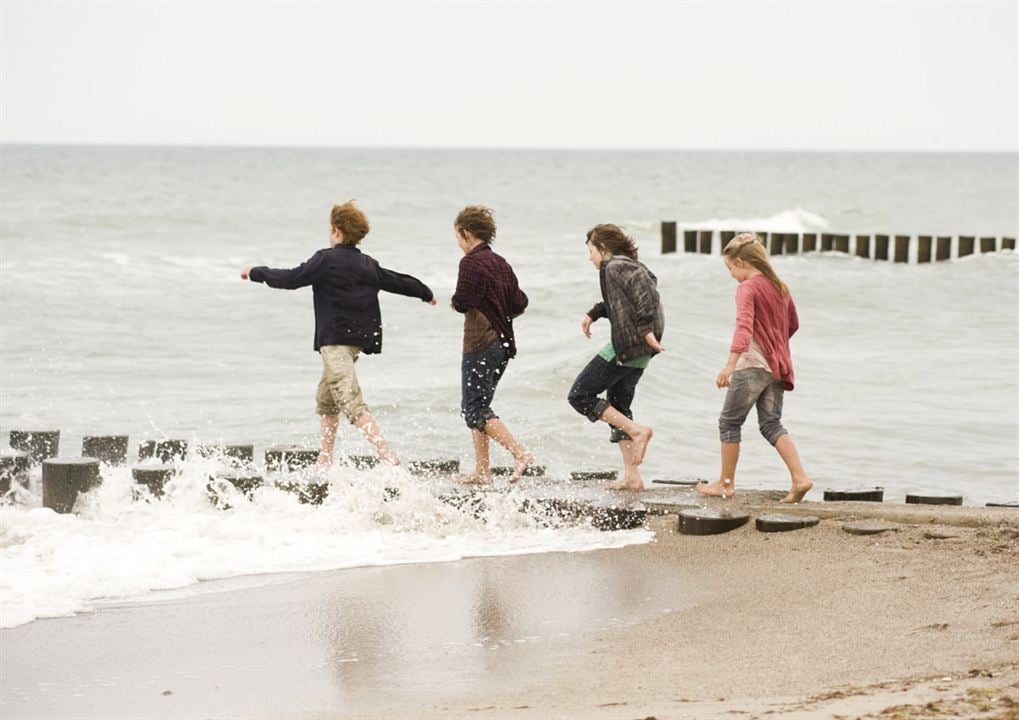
top-left (330, 201), bottom-right (370, 245)
top-left (723, 233), bottom-right (788, 296)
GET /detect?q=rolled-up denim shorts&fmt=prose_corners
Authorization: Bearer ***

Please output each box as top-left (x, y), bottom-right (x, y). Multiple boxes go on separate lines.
top-left (718, 368), bottom-right (787, 445)
top-left (567, 355), bottom-right (644, 443)
top-left (461, 340), bottom-right (510, 430)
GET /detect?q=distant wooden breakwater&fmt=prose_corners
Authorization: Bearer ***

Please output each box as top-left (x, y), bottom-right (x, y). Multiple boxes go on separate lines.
top-left (660, 222), bottom-right (1016, 262)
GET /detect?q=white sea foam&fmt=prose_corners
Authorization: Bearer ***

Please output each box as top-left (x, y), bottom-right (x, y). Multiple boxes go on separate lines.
top-left (0, 458), bottom-right (652, 629)
top-left (680, 207), bottom-right (831, 233)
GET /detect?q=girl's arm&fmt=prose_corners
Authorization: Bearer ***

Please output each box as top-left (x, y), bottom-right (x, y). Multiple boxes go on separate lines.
top-left (718, 284), bottom-right (755, 387)
top-left (788, 296), bottom-right (800, 338)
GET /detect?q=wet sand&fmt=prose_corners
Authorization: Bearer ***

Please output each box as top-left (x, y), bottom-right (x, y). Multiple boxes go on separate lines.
top-left (1, 509), bottom-right (1017, 719)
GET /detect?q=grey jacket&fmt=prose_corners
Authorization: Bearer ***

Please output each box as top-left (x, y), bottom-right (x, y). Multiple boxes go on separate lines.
top-left (586, 256), bottom-right (666, 363)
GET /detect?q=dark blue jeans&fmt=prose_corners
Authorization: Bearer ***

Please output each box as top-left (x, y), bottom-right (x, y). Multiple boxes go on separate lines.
top-left (568, 355), bottom-right (644, 443)
top-left (461, 340), bottom-right (510, 430)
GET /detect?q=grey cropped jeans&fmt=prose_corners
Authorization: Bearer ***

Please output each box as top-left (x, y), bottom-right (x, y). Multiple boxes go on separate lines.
top-left (718, 368), bottom-right (788, 446)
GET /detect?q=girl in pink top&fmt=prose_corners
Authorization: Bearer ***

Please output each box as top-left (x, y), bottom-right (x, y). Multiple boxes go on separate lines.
top-left (696, 233), bottom-right (813, 503)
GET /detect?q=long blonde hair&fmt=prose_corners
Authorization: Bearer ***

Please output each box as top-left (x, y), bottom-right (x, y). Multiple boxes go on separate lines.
top-left (722, 233), bottom-right (789, 296)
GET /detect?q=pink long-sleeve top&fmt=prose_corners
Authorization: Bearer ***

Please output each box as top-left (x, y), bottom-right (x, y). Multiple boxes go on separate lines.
top-left (730, 273), bottom-right (800, 390)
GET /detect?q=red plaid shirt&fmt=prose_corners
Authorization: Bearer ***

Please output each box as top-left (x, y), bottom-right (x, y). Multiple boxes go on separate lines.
top-left (451, 244), bottom-right (528, 357)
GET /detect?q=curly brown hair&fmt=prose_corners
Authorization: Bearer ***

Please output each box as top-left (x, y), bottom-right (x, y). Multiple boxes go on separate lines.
top-left (330, 201), bottom-right (370, 245)
top-left (455, 205), bottom-right (496, 244)
top-left (585, 224), bottom-right (639, 260)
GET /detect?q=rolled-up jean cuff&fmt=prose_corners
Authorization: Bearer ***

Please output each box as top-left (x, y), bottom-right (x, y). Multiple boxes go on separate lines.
top-left (609, 426), bottom-right (632, 443)
top-left (587, 398), bottom-right (610, 423)
top-left (765, 428), bottom-right (788, 446)
top-left (719, 429), bottom-right (742, 443)
top-left (464, 408), bottom-right (498, 431)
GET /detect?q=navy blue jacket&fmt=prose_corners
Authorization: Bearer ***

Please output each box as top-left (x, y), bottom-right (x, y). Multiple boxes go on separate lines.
top-left (249, 245), bottom-right (433, 353)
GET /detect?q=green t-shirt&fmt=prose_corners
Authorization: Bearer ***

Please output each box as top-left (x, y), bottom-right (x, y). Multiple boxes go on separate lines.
top-left (598, 343), bottom-right (652, 369)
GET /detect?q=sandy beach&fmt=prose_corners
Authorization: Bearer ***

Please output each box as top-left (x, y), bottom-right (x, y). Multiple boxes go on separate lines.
top-left (2, 497), bottom-right (1017, 720)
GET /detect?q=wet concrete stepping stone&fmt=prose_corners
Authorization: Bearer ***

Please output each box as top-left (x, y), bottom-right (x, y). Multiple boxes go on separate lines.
top-left (842, 520), bottom-right (900, 536)
top-left (905, 493), bottom-right (963, 506)
top-left (570, 470), bottom-right (618, 482)
top-left (755, 514), bottom-right (820, 532)
top-left (824, 488), bottom-right (884, 502)
top-left (924, 529), bottom-right (961, 540)
top-left (409, 459), bottom-right (460, 477)
top-left (677, 508), bottom-right (750, 535)
top-left (986, 502), bottom-right (1019, 508)
top-left (651, 479), bottom-right (704, 486)
top-left (345, 455), bottom-right (380, 470)
top-left (491, 465), bottom-right (546, 478)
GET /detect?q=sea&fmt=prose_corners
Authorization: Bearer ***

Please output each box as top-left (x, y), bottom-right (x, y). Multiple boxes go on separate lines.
top-left (1, 146), bottom-right (1016, 627)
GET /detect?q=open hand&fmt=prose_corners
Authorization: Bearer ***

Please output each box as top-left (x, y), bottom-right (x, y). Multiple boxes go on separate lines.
top-left (645, 332), bottom-right (665, 353)
top-left (426, 298), bottom-right (437, 305)
top-left (581, 315), bottom-right (593, 338)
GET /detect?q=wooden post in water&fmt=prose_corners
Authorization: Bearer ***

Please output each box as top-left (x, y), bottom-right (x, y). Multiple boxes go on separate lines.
top-left (834, 235), bottom-right (850, 254)
top-left (855, 235), bottom-right (871, 259)
top-left (82, 435), bottom-right (129, 465)
top-left (43, 458), bottom-right (100, 513)
top-left (770, 233), bottom-right (784, 256)
top-left (820, 233), bottom-right (833, 251)
top-left (683, 230), bottom-right (697, 253)
top-left (1003, 237), bottom-right (1016, 250)
top-left (980, 237), bottom-right (996, 253)
top-left (698, 230), bottom-right (712, 254)
top-left (874, 235), bottom-right (890, 261)
top-left (719, 231), bottom-right (735, 252)
top-left (958, 236), bottom-right (975, 257)
top-left (917, 236), bottom-right (932, 263)
top-left (894, 235), bottom-right (910, 263)
top-left (936, 236), bottom-right (951, 261)
top-left (661, 221), bottom-right (677, 254)
top-left (10, 430), bottom-right (60, 463)
top-left (783, 233), bottom-right (799, 254)
top-left (802, 233), bottom-right (817, 252)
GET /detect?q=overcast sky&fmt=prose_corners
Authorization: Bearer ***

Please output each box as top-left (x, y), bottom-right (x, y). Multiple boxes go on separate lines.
top-left (1, 1), bottom-right (1016, 151)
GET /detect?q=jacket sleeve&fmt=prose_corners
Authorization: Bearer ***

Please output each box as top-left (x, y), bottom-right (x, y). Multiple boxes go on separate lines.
top-left (508, 270), bottom-right (528, 318)
top-left (451, 256), bottom-right (485, 313)
top-left (378, 265), bottom-right (434, 302)
top-left (788, 295), bottom-right (800, 338)
top-left (619, 263), bottom-right (660, 336)
top-left (249, 251), bottom-right (325, 290)
top-left (586, 301), bottom-right (607, 321)
top-left (729, 283), bottom-right (755, 353)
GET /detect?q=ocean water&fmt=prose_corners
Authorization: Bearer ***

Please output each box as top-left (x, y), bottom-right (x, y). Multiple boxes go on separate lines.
top-left (1, 146), bottom-right (1017, 626)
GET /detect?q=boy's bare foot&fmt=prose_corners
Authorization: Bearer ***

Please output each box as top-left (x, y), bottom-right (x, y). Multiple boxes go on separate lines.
top-left (629, 426), bottom-right (653, 465)
top-left (695, 479), bottom-right (735, 498)
top-left (508, 453), bottom-right (535, 483)
top-left (780, 475), bottom-right (813, 504)
top-left (315, 453), bottom-right (332, 467)
top-left (606, 477), bottom-right (645, 491)
top-left (457, 473), bottom-right (492, 485)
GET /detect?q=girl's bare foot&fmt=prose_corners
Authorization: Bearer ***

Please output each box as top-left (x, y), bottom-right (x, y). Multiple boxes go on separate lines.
top-left (315, 453), bottom-right (332, 467)
top-left (508, 452), bottom-right (534, 484)
top-left (457, 472), bottom-right (492, 485)
top-left (780, 475), bottom-right (813, 503)
top-left (607, 478), bottom-right (644, 491)
top-left (629, 426), bottom-right (653, 465)
top-left (695, 479), bottom-right (735, 498)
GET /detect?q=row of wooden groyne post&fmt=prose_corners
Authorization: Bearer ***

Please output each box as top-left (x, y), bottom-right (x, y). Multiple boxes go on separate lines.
top-left (660, 222), bottom-right (1016, 261)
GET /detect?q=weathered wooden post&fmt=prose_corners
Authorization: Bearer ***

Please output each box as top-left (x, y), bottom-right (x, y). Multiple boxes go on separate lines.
top-left (0, 451), bottom-right (30, 493)
top-left (82, 435), bottom-right (129, 465)
top-left (43, 458), bottom-right (100, 513)
top-left (894, 235), bottom-right (910, 263)
top-left (820, 233), bottom-right (834, 251)
top-left (698, 230), bottom-right (712, 254)
top-left (855, 235), bottom-right (871, 259)
top-left (917, 236), bottom-right (933, 263)
top-left (980, 237), bottom-right (996, 253)
top-left (784, 233), bottom-right (800, 254)
top-left (265, 445), bottom-right (318, 472)
top-left (409, 459), bottom-right (461, 477)
top-left (132, 465), bottom-right (176, 498)
top-left (958, 236), bottom-right (975, 257)
top-left (197, 444), bottom-right (255, 466)
top-left (874, 235), bottom-right (890, 261)
top-left (719, 231), bottom-right (736, 252)
top-left (802, 233), bottom-right (817, 252)
top-left (1003, 237), bottom-right (1016, 250)
top-left (834, 235), bottom-right (850, 254)
top-left (769, 233), bottom-right (784, 255)
top-left (10, 430), bottom-right (60, 463)
top-left (755, 232), bottom-right (769, 247)
top-left (683, 230), bottom-right (697, 253)
top-left (936, 236), bottom-right (951, 261)
top-left (140, 439), bottom-right (188, 462)
top-left (661, 221), bottom-right (677, 254)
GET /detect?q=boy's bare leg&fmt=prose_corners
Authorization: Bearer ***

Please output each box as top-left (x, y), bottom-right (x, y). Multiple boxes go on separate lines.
top-left (317, 415), bottom-right (339, 466)
top-left (696, 442), bottom-right (739, 497)
top-left (482, 418), bottom-right (533, 482)
top-left (606, 439), bottom-right (644, 491)
top-left (775, 434), bottom-right (813, 503)
top-left (598, 407), bottom-right (653, 464)
top-left (352, 412), bottom-right (400, 466)
top-left (459, 429), bottom-right (493, 485)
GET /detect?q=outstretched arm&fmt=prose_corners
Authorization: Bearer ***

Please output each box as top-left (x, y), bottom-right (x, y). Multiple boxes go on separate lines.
top-left (378, 265), bottom-right (435, 303)
top-left (242, 252), bottom-right (325, 290)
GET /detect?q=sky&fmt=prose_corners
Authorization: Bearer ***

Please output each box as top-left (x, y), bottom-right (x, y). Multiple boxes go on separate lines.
top-left (1, 1), bottom-right (1016, 151)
